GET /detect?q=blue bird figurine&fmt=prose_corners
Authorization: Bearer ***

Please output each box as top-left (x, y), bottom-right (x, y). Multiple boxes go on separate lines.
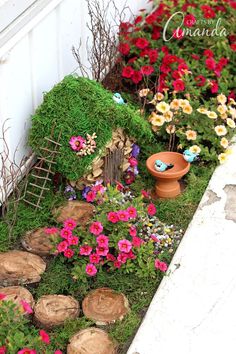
top-left (183, 149), bottom-right (199, 163)
top-left (113, 93), bottom-right (125, 105)
top-left (154, 159), bottom-right (174, 172)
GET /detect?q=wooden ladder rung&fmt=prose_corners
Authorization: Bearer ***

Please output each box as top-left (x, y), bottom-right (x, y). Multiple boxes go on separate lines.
top-left (26, 191), bottom-right (45, 199)
top-left (29, 183), bottom-right (50, 190)
top-left (34, 166), bottom-right (53, 173)
top-left (23, 199), bottom-right (43, 209)
top-left (42, 158), bottom-right (56, 164)
top-left (31, 174), bottom-right (51, 181)
top-left (40, 147), bottom-right (60, 154)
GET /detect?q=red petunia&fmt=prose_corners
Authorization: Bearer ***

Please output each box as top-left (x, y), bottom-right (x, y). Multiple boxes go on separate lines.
top-left (145, 13), bottom-right (157, 25)
top-left (173, 79), bottom-right (185, 92)
top-left (201, 5), bottom-right (216, 19)
top-left (173, 28), bottom-right (184, 39)
top-left (131, 70), bottom-right (143, 84)
top-left (148, 49), bottom-right (158, 64)
top-left (183, 14), bottom-right (196, 27)
top-left (172, 70), bottom-right (181, 79)
top-left (205, 57), bottom-right (216, 70)
top-left (229, 35), bottom-right (236, 43)
top-left (191, 54), bottom-right (200, 60)
top-left (230, 43), bottom-right (236, 51)
top-left (203, 49), bottom-right (214, 58)
top-left (210, 80), bottom-right (218, 94)
top-left (195, 75), bottom-right (206, 87)
top-left (140, 65), bottom-right (154, 76)
top-left (135, 37), bottom-right (149, 49)
top-left (152, 26), bottom-right (161, 40)
top-left (122, 66), bottom-right (134, 78)
top-left (229, 1), bottom-right (236, 9)
top-left (178, 63), bottom-right (189, 74)
top-left (118, 43), bottom-right (130, 56)
top-left (134, 15), bottom-right (142, 25)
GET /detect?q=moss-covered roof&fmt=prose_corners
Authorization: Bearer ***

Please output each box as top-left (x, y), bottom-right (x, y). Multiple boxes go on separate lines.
top-left (29, 75), bottom-right (152, 180)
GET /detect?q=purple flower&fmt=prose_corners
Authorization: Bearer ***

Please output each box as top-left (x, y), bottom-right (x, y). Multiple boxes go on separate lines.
top-left (82, 186), bottom-right (91, 199)
top-left (64, 185), bottom-right (76, 200)
top-left (131, 144), bottom-right (140, 158)
top-left (133, 166), bottom-right (139, 175)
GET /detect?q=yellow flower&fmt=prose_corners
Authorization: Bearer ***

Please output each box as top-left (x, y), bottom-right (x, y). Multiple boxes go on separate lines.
top-left (183, 105), bottom-right (193, 114)
top-left (166, 125), bottom-right (176, 134)
top-left (229, 107), bottom-right (236, 119)
top-left (217, 93), bottom-right (227, 105)
top-left (179, 99), bottom-right (189, 108)
top-left (217, 105), bottom-right (227, 115)
top-left (197, 107), bottom-right (208, 114)
top-left (189, 145), bottom-right (201, 154)
top-left (218, 153), bottom-right (228, 164)
top-left (207, 111), bottom-right (218, 119)
top-left (226, 118), bottom-right (236, 129)
top-left (156, 101), bottom-right (170, 114)
top-left (215, 125), bottom-right (227, 136)
top-left (220, 137), bottom-right (228, 149)
top-left (170, 99), bottom-right (180, 110)
top-left (154, 92), bottom-right (164, 101)
top-left (139, 88), bottom-right (150, 97)
top-left (186, 130), bottom-right (197, 140)
top-left (164, 111), bottom-right (173, 122)
top-left (220, 113), bottom-right (227, 120)
top-left (150, 113), bottom-right (165, 126)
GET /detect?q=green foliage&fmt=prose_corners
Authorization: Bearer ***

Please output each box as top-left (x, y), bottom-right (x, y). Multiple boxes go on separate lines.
top-left (29, 76), bottom-right (153, 181)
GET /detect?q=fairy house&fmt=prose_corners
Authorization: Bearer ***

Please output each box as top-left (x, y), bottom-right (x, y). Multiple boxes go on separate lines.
top-left (29, 75), bottom-right (152, 188)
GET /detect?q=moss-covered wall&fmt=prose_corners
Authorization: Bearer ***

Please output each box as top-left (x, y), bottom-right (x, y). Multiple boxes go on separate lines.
top-left (29, 75), bottom-right (152, 180)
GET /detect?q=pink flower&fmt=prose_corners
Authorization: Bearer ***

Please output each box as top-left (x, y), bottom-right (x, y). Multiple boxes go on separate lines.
top-left (89, 253), bottom-right (101, 264)
top-left (151, 234), bottom-right (159, 242)
top-left (129, 226), bottom-right (137, 237)
top-left (118, 239), bottom-right (132, 253)
top-left (64, 248), bottom-right (74, 258)
top-left (69, 136), bottom-right (85, 151)
top-left (0, 293), bottom-right (6, 300)
top-left (54, 351), bottom-right (63, 354)
top-left (63, 218), bottom-right (77, 230)
top-left (44, 227), bottom-right (59, 234)
top-left (86, 190), bottom-right (96, 202)
top-left (210, 80), bottom-right (218, 94)
top-left (0, 347), bottom-right (6, 354)
top-left (80, 245), bottom-right (93, 256)
top-left (106, 253), bottom-right (116, 262)
top-left (155, 259), bottom-right (168, 272)
top-left (67, 235), bottom-right (79, 246)
top-left (60, 228), bottom-right (72, 239)
top-left (141, 190), bottom-right (150, 199)
top-left (107, 211), bottom-right (119, 223)
top-left (57, 241), bottom-right (68, 253)
top-left (126, 206), bottom-right (137, 219)
top-left (147, 203), bottom-right (156, 216)
top-left (154, 259), bottom-right (161, 269)
top-left (85, 264), bottom-right (97, 276)
top-left (117, 210), bottom-right (129, 222)
top-left (20, 300), bottom-right (33, 314)
top-left (18, 349), bottom-right (36, 354)
top-left (183, 14), bottom-right (196, 27)
top-left (132, 236), bottom-right (143, 248)
top-left (128, 157), bottom-right (138, 167)
top-left (89, 221), bottom-right (103, 235)
top-left (96, 234), bottom-right (109, 247)
top-left (126, 250), bottom-right (136, 259)
top-left (117, 253), bottom-right (128, 264)
top-left (114, 260), bottom-right (122, 268)
top-left (96, 246), bottom-right (109, 257)
top-left (39, 329), bottom-right (50, 344)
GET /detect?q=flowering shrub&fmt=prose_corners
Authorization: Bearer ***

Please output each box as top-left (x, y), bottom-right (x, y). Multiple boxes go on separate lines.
top-left (118, 1), bottom-right (236, 98)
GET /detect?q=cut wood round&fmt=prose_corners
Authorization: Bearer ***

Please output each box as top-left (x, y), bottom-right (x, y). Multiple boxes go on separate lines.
top-left (67, 328), bottom-right (117, 354)
top-left (82, 288), bottom-right (130, 325)
top-left (0, 251), bottom-right (46, 286)
top-left (53, 201), bottom-right (95, 225)
top-left (0, 286), bottom-right (35, 314)
top-left (34, 294), bottom-right (79, 328)
top-left (22, 228), bottom-right (59, 256)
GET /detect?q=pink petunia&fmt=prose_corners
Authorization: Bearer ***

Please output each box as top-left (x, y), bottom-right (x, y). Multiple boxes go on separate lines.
top-left (107, 211), bottom-right (119, 223)
top-left (113, 260), bottom-right (122, 268)
top-left (67, 235), bottom-right (79, 246)
top-left (79, 245), bottom-right (93, 256)
top-left (117, 253), bottom-right (128, 264)
top-left (89, 253), bottom-right (101, 264)
top-left (89, 221), bottom-right (103, 235)
top-left (106, 253), bottom-right (116, 262)
top-left (154, 259), bottom-right (161, 269)
top-left (0, 293), bottom-right (6, 300)
top-left (141, 190), bottom-right (150, 199)
top-left (57, 241), bottom-right (68, 253)
top-left (20, 300), bottom-right (33, 314)
top-left (118, 239), bottom-right (132, 253)
top-left (18, 349), bottom-right (36, 354)
top-left (126, 250), bottom-right (136, 259)
top-left (0, 347), bottom-right (6, 354)
top-left (54, 351), bottom-right (63, 354)
top-left (64, 249), bottom-right (74, 258)
top-left (132, 236), bottom-right (144, 248)
top-left (129, 226), bottom-right (137, 237)
top-left (86, 190), bottom-right (97, 203)
top-left (63, 218), bottom-right (77, 230)
top-left (147, 203), bottom-right (156, 216)
top-left (60, 228), bottom-right (72, 239)
top-left (151, 234), bottom-right (160, 243)
top-left (39, 329), bottom-right (50, 344)
top-left (85, 264), bottom-right (97, 276)
top-left (126, 206), bottom-right (137, 219)
top-left (69, 136), bottom-right (85, 151)
top-left (96, 234), bottom-right (109, 247)
top-left (117, 210), bottom-right (129, 222)
top-left (159, 261), bottom-right (168, 272)
top-left (96, 246), bottom-right (109, 257)
top-left (44, 227), bottom-right (59, 235)
top-left (128, 157), bottom-right (138, 167)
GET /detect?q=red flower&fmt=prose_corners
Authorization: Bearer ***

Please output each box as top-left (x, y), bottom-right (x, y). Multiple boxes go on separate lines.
top-left (147, 203), bottom-right (157, 216)
top-left (39, 330), bottom-right (50, 344)
top-left (64, 248), bottom-right (74, 258)
top-left (128, 56), bottom-right (138, 64)
top-left (134, 15), bottom-right (142, 25)
top-left (173, 28), bottom-right (184, 39)
top-left (230, 43), bottom-right (236, 51)
top-left (210, 80), bottom-right (218, 94)
top-left (131, 70), bottom-right (143, 84)
top-left (195, 75), bottom-right (206, 87)
top-left (152, 27), bottom-right (161, 40)
top-left (218, 57), bottom-right (229, 67)
top-left (118, 43), bottom-right (130, 56)
top-left (140, 65), bottom-right (154, 76)
top-left (178, 63), bottom-right (188, 74)
top-left (173, 79), bottom-right (185, 92)
top-left (145, 13), bottom-right (157, 25)
top-left (161, 46), bottom-right (169, 54)
top-left (183, 14), bottom-right (196, 27)
top-left (122, 66), bottom-right (134, 78)
top-left (163, 54), bottom-right (178, 65)
top-left (229, 35), bottom-right (236, 43)
top-left (201, 5), bottom-right (216, 19)
top-left (135, 37), bottom-right (149, 49)
top-left (203, 49), bottom-right (214, 58)
top-left (229, 1), bottom-right (236, 9)
top-left (114, 260), bottom-right (122, 268)
top-left (172, 70), bottom-right (181, 79)
top-left (0, 347), bottom-right (6, 354)
top-left (148, 49), bottom-right (158, 64)
top-left (205, 57), bottom-right (216, 70)
top-left (191, 54), bottom-right (200, 60)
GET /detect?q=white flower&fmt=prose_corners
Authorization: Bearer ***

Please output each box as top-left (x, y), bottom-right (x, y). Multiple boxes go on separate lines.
top-left (215, 125), bottom-right (227, 136)
top-left (217, 94), bottom-right (227, 105)
top-left (156, 101), bottom-right (170, 114)
top-left (226, 118), bottom-right (236, 129)
top-left (189, 145), bottom-right (201, 154)
top-left (207, 111), bottom-right (217, 119)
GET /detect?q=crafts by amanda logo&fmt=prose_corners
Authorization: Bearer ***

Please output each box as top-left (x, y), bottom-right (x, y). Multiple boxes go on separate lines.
top-left (163, 11), bottom-right (228, 42)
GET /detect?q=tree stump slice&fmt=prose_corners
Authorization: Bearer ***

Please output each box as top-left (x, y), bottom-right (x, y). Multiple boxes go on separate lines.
top-left (34, 294), bottom-right (79, 328)
top-left (82, 288), bottom-right (130, 325)
top-left (22, 228), bottom-right (58, 256)
top-left (0, 251), bottom-right (46, 286)
top-left (67, 328), bottom-right (117, 354)
top-left (53, 201), bottom-right (95, 225)
top-left (0, 286), bottom-right (35, 314)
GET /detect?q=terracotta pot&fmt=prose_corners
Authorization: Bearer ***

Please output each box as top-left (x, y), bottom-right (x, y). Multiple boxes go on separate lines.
top-left (146, 152), bottom-right (190, 199)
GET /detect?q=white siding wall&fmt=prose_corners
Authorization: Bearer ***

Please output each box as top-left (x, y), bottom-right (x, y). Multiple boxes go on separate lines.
top-left (0, 0), bottom-right (151, 167)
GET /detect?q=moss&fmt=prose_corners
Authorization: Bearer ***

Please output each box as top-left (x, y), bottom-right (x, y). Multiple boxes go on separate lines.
top-left (29, 76), bottom-right (153, 181)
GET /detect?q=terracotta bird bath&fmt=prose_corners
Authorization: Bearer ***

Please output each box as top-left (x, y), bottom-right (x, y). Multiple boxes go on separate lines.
top-left (146, 152), bottom-right (190, 199)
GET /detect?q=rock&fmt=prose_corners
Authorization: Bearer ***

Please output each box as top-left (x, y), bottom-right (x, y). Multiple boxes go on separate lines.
top-left (22, 228), bottom-right (58, 256)
top-left (0, 286), bottom-right (35, 314)
top-left (53, 201), bottom-right (95, 225)
top-left (34, 294), bottom-right (79, 328)
top-left (67, 328), bottom-right (117, 354)
top-left (0, 251), bottom-right (46, 286)
top-left (82, 288), bottom-right (130, 325)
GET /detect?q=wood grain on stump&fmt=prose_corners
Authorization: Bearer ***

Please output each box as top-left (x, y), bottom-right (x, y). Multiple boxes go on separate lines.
top-left (0, 251), bottom-right (46, 286)
top-left (82, 288), bottom-right (130, 325)
top-left (34, 294), bottom-right (79, 328)
top-left (67, 328), bottom-right (117, 354)
top-left (53, 201), bottom-right (95, 225)
top-left (22, 228), bottom-right (58, 256)
top-left (0, 286), bottom-right (35, 314)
